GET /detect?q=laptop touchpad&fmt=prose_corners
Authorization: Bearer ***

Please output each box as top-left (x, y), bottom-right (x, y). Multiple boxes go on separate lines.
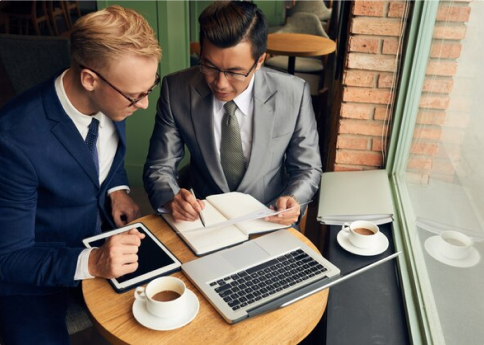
top-left (221, 242), bottom-right (269, 269)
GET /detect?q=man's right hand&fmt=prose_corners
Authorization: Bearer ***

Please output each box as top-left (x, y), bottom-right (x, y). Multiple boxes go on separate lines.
top-left (164, 188), bottom-right (205, 222)
top-left (88, 228), bottom-right (145, 279)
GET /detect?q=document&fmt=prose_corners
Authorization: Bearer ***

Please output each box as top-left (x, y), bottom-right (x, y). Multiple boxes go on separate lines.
top-left (162, 192), bottom-right (288, 256)
top-left (317, 170), bottom-right (394, 225)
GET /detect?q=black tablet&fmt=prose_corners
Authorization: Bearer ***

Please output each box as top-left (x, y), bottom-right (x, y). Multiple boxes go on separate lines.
top-left (82, 222), bottom-right (181, 293)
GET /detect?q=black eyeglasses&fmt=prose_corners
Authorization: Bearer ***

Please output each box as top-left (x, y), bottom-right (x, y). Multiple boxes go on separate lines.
top-left (198, 58), bottom-right (259, 81)
top-left (79, 64), bottom-right (160, 107)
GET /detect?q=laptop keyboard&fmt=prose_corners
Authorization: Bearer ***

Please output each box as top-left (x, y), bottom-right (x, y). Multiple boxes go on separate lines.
top-left (209, 249), bottom-right (328, 311)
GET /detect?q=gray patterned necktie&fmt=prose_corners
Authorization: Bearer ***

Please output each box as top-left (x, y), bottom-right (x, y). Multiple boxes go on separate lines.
top-left (221, 101), bottom-right (246, 191)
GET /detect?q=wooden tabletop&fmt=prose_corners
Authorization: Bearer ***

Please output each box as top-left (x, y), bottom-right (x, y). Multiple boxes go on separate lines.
top-left (266, 33), bottom-right (336, 58)
top-left (83, 214), bottom-right (329, 345)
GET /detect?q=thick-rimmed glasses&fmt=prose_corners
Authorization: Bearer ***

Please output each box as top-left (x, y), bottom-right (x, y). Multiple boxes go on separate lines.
top-left (79, 64), bottom-right (160, 107)
top-left (198, 58), bottom-right (259, 81)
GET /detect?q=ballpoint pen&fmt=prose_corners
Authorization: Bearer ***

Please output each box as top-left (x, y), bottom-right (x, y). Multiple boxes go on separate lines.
top-left (190, 188), bottom-right (206, 227)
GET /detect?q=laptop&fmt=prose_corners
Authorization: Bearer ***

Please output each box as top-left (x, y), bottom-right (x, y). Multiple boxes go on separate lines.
top-left (182, 229), bottom-right (400, 324)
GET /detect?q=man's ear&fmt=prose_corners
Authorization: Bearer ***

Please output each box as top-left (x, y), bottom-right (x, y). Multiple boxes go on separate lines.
top-left (255, 53), bottom-right (266, 70)
top-left (80, 69), bottom-right (96, 92)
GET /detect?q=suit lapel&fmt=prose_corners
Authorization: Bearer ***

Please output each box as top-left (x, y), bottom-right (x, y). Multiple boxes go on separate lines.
top-left (191, 75), bottom-right (229, 191)
top-left (43, 82), bottom-right (100, 187)
top-left (238, 69), bottom-right (277, 191)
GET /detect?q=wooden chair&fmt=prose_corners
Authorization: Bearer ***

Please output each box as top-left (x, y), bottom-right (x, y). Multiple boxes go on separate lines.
top-left (62, 1), bottom-right (81, 29)
top-left (47, 1), bottom-right (70, 36)
top-left (286, 0), bottom-right (332, 33)
top-left (2, 1), bottom-right (53, 36)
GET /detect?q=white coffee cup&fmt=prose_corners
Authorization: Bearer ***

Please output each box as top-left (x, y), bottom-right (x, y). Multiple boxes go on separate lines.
top-left (134, 276), bottom-right (187, 318)
top-left (438, 230), bottom-right (473, 260)
top-left (343, 220), bottom-right (380, 249)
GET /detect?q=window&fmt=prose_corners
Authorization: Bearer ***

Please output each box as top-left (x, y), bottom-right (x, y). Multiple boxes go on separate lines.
top-left (390, 1), bottom-right (484, 343)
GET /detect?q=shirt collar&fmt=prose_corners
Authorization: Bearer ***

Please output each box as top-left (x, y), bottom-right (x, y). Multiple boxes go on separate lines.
top-left (213, 73), bottom-right (255, 116)
top-left (55, 69), bottom-right (105, 129)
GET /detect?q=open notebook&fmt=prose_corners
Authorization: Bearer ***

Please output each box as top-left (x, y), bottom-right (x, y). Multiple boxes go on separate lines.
top-left (162, 192), bottom-right (287, 255)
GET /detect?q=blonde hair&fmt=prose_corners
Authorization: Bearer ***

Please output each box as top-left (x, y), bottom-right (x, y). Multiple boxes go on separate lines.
top-left (70, 5), bottom-right (162, 69)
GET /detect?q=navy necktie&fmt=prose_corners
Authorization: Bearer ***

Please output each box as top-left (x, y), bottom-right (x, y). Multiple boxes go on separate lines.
top-left (85, 118), bottom-right (99, 175)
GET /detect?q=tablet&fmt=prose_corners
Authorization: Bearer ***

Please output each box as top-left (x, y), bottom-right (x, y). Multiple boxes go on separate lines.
top-left (83, 222), bottom-right (182, 293)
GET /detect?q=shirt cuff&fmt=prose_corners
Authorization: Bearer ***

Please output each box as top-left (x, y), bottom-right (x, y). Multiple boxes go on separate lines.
top-left (74, 248), bottom-right (96, 280)
top-left (107, 185), bottom-right (130, 195)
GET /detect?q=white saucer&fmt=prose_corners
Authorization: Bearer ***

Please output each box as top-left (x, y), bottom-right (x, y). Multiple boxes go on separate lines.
top-left (132, 288), bottom-right (199, 331)
top-left (337, 229), bottom-right (389, 256)
top-left (424, 236), bottom-right (481, 268)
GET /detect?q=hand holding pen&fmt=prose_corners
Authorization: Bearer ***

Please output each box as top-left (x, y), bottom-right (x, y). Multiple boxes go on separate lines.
top-left (164, 188), bottom-right (205, 223)
top-left (190, 188), bottom-right (206, 227)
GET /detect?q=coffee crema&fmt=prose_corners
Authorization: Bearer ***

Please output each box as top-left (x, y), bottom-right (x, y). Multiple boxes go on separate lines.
top-left (152, 290), bottom-right (181, 302)
top-left (353, 227), bottom-right (375, 236)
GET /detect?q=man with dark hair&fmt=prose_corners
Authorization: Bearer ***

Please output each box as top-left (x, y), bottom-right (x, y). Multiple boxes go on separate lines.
top-left (144, 1), bottom-right (321, 226)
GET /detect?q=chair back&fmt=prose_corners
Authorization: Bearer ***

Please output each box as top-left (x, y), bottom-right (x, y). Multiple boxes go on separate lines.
top-left (286, 1), bottom-right (332, 22)
top-left (0, 34), bottom-right (70, 95)
top-left (277, 12), bottom-right (329, 38)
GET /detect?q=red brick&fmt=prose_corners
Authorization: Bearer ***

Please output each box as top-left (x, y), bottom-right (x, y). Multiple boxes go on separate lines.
top-left (343, 70), bottom-right (376, 87)
top-left (419, 94), bottom-right (450, 110)
top-left (349, 36), bottom-right (380, 54)
top-left (347, 53), bottom-right (397, 72)
top-left (448, 96), bottom-right (472, 112)
top-left (433, 24), bottom-right (467, 40)
top-left (410, 142), bottom-right (439, 156)
top-left (413, 126), bottom-right (442, 140)
top-left (432, 158), bottom-right (455, 175)
top-left (416, 110), bottom-right (446, 125)
top-left (422, 78), bottom-right (454, 94)
top-left (341, 103), bottom-right (373, 119)
top-left (426, 60), bottom-right (458, 77)
top-left (430, 42), bottom-right (462, 59)
top-left (336, 150), bottom-right (383, 167)
top-left (351, 17), bottom-right (404, 37)
top-left (339, 119), bottom-right (386, 136)
top-left (405, 172), bottom-right (430, 185)
top-left (388, 2), bottom-right (406, 18)
top-left (343, 87), bottom-right (393, 105)
top-left (337, 136), bottom-right (370, 150)
top-left (372, 138), bottom-right (383, 152)
top-left (407, 157), bottom-right (432, 170)
top-left (374, 107), bottom-right (391, 121)
top-left (436, 5), bottom-right (471, 22)
top-left (334, 165), bottom-right (365, 172)
top-left (382, 38), bottom-right (399, 55)
top-left (378, 73), bottom-right (396, 88)
top-left (437, 144), bottom-right (461, 161)
top-left (353, 1), bottom-right (386, 17)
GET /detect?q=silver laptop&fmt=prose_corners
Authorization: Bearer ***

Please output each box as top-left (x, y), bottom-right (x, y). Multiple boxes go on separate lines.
top-left (182, 229), bottom-right (400, 324)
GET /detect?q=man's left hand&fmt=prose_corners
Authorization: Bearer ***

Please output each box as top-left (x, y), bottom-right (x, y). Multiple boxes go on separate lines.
top-left (264, 196), bottom-right (300, 226)
top-left (110, 190), bottom-right (141, 227)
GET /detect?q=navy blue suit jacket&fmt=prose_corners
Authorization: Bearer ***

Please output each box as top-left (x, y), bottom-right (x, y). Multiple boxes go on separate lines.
top-left (0, 76), bottom-right (128, 295)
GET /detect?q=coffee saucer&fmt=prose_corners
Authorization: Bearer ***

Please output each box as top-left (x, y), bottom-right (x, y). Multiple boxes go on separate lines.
top-left (132, 288), bottom-right (199, 331)
top-left (424, 236), bottom-right (481, 268)
top-left (337, 229), bottom-right (389, 256)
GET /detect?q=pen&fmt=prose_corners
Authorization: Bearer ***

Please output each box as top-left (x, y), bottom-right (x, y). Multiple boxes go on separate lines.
top-left (190, 188), bottom-right (206, 227)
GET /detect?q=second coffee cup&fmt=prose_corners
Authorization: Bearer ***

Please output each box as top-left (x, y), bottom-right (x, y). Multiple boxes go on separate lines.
top-left (343, 220), bottom-right (380, 249)
top-left (134, 276), bottom-right (187, 318)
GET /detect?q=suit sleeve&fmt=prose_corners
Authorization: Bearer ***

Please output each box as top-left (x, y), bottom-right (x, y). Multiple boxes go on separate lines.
top-left (0, 136), bottom-right (81, 288)
top-left (143, 76), bottom-right (185, 211)
top-left (281, 81), bottom-right (323, 203)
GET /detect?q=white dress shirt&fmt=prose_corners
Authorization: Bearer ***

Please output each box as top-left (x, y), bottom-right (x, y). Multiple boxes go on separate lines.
top-left (54, 70), bottom-right (128, 280)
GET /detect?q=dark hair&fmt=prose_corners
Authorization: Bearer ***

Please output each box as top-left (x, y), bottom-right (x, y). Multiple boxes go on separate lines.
top-left (199, 1), bottom-right (268, 61)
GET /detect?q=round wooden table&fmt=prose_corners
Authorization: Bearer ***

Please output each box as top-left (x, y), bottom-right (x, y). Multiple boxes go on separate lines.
top-left (83, 214), bottom-right (329, 345)
top-left (266, 33), bottom-right (337, 75)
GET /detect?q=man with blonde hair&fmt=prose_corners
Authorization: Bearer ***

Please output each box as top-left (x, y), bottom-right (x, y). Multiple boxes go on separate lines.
top-left (0, 5), bottom-right (161, 344)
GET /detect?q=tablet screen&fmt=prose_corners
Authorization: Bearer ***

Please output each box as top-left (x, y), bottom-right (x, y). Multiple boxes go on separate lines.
top-left (83, 222), bottom-right (182, 292)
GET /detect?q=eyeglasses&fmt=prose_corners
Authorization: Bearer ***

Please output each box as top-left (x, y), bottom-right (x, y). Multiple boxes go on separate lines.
top-left (198, 58), bottom-right (259, 81)
top-left (79, 64), bottom-right (160, 107)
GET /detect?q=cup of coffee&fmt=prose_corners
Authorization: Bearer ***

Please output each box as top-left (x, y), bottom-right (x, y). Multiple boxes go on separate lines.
top-left (343, 220), bottom-right (380, 249)
top-left (438, 230), bottom-right (473, 260)
top-left (134, 276), bottom-right (186, 318)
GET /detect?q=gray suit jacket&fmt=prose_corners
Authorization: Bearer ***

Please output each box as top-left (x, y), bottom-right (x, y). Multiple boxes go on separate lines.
top-left (143, 66), bottom-right (322, 210)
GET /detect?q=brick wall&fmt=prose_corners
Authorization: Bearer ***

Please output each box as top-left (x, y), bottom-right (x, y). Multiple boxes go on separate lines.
top-left (334, 0), bottom-right (471, 180)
